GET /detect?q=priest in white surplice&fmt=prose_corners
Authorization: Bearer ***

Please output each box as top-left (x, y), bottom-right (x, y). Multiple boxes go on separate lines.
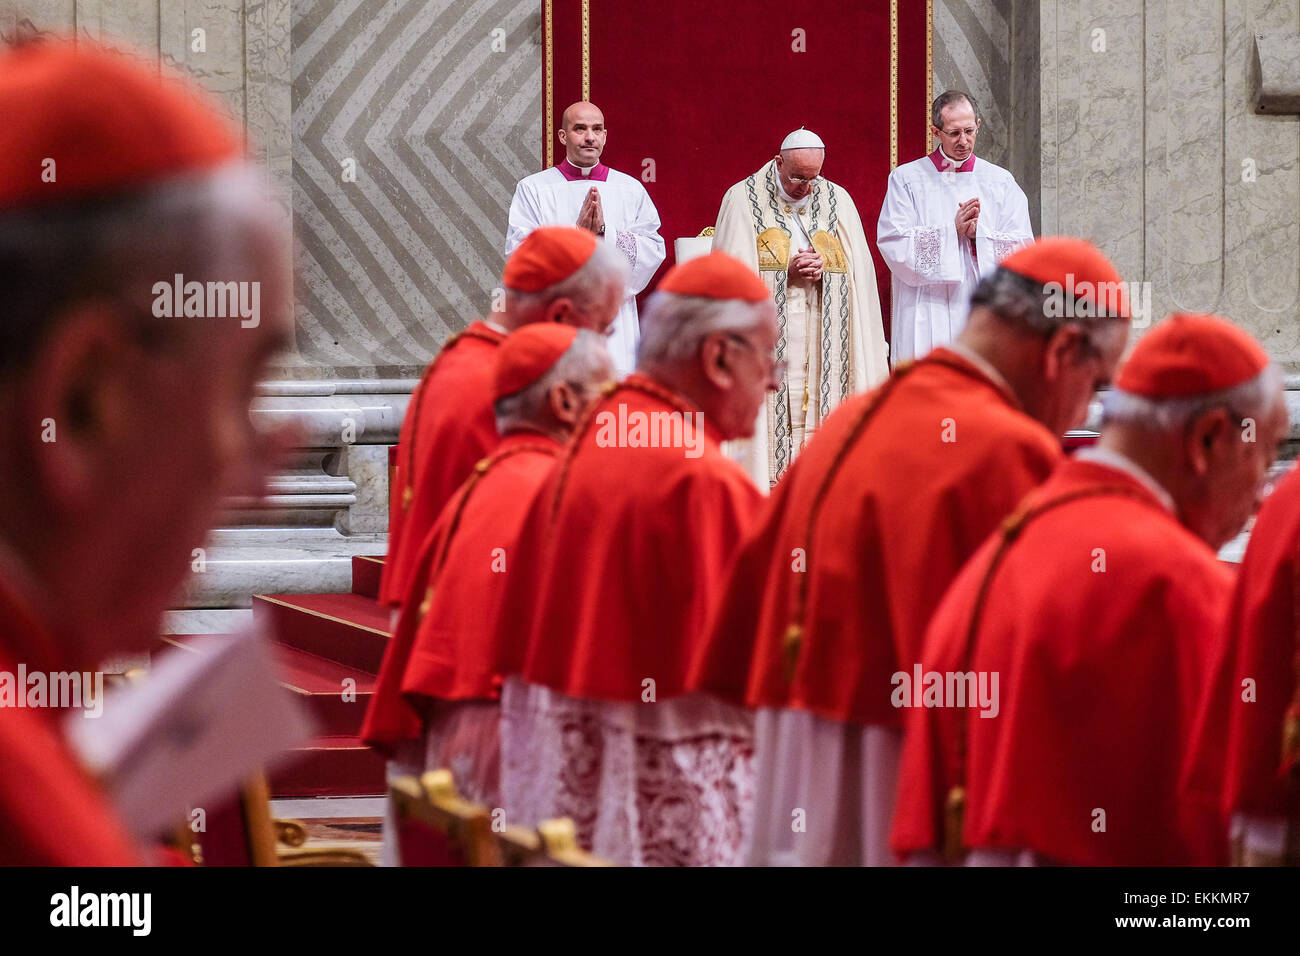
top-left (878, 91), bottom-right (1034, 365)
top-left (506, 101), bottom-right (665, 375)
top-left (712, 129), bottom-right (889, 489)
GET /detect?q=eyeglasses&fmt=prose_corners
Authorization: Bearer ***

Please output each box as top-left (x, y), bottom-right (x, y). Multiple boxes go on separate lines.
top-left (726, 333), bottom-right (787, 380)
top-left (785, 174), bottom-right (820, 186)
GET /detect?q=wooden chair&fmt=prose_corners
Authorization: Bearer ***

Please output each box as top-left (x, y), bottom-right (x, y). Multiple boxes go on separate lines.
top-left (390, 769), bottom-right (612, 867)
top-left (176, 773), bottom-right (373, 867)
top-left (389, 769), bottom-right (497, 865)
top-left (496, 816), bottom-right (612, 868)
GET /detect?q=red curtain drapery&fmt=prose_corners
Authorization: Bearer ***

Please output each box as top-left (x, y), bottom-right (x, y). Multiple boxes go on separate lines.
top-left (542, 0), bottom-right (934, 341)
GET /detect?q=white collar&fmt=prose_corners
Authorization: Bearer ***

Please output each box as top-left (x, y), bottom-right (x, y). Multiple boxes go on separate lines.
top-left (570, 159), bottom-right (597, 177)
top-left (1074, 446), bottom-right (1177, 513)
top-left (484, 319), bottom-right (509, 335)
top-left (775, 171), bottom-right (810, 209)
top-left (938, 148), bottom-right (971, 171)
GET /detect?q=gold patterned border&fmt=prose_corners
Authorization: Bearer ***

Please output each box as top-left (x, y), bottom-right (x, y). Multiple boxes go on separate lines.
top-left (926, 0), bottom-right (934, 153)
top-left (544, 1), bottom-right (591, 168)
top-left (544, 0), bottom-right (554, 169)
top-left (581, 0), bottom-right (590, 101)
top-left (890, 0), bottom-right (899, 169)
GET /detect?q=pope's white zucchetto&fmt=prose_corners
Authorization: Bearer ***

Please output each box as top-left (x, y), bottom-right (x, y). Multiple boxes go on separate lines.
top-left (780, 128), bottom-right (825, 151)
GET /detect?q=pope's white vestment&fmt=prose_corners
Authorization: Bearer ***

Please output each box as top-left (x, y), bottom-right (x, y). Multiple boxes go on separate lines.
top-left (713, 160), bottom-right (889, 488)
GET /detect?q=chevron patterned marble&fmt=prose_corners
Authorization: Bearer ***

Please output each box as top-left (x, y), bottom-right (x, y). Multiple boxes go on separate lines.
top-left (291, 0), bottom-right (542, 373)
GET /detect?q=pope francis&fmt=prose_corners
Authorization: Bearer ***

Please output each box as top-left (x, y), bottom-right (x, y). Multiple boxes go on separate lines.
top-left (712, 128), bottom-right (890, 488)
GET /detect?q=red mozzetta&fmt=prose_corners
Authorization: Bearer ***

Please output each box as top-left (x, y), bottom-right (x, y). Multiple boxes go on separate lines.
top-left (892, 457), bottom-right (1233, 865)
top-left (504, 374), bottom-right (764, 701)
top-left (380, 322), bottom-right (506, 607)
top-left (690, 348), bottom-right (1061, 725)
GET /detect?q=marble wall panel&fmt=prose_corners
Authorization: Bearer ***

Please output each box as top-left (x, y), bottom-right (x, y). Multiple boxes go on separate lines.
top-left (1042, 0), bottom-right (1300, 368)
top-left (289, 0), bottom-right (542, 375)
top-left (934, 0), bottom-right (1013, 171)
top-left (935, 0), bottom-right (1042, 228)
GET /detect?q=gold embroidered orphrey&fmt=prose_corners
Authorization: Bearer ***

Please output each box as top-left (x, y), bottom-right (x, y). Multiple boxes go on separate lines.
top-left (811, 230), bottom-right (848, 273)
top-left (756, 227), bottom-right (790, 271)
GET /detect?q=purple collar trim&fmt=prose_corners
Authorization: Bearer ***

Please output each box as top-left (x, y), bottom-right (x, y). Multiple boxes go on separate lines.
top-left (557, 158), bottom-right (610, 181)
top-left (929, 148), bottom-right (976, 173)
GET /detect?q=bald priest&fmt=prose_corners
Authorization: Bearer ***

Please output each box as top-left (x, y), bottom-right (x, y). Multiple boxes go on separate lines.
top-left (713, 128), bottom-right (889, 488)
top-left (507, 101), bottom-right (665, 376)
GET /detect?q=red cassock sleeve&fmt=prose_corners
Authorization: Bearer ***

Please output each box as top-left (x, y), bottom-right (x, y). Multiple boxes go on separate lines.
top-left (687, 465), bottom-right (802, 705)
top-left (401, 445), bottom-right (559, 704)
top-left (644, 462), bottom-right (766, 696)
top-left (487, 467), bottom-right (561, 687)
top-left (889, 537), bottom-right (987, 859)
top-left (1185, 466), bottom-right (1300, 822)
top-left (0, 672), bottom-right (139, 865)
top-left (363, 511), bottom-right (449, 754)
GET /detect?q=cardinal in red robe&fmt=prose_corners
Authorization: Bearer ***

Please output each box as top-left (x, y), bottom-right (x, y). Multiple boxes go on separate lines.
top-left (893, 313), bottom-right (1288, 866)
top-left (0, 573), bottom-right (139, 865)
top-left (1184, 464), bottom-right (1300, 865)
top-left (379, 225), bottom-right (626, 608)
top-left (495, 252), bottom-right (776, 865)
top-left (362, 324), bottom-right (614, 813)
top-left (688, 237), bottom-right (1131, 865)
top-left (0, 41), bottom-right (295, 863)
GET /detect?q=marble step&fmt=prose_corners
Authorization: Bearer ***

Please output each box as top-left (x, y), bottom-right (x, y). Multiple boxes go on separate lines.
top-left (268, 734), bottom-right (386, 798)
top-left (157, 634), bottom-right (376, 737)
top-left (175, 530), bottom-right (388, 608)
top-left (272, 644), bottom-right (375, 737)
top-left (351, 554), bottom-right (385, 599)
top-left (252, 592), bottom-right (391, 674)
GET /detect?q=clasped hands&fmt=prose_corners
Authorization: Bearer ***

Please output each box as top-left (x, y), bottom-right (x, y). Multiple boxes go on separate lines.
top-left (576, 186), bottom-right (605, 235)
top-left (955, 197), bottom-right (980, 240)
top-left (787, 248), bottom-right (824, 282)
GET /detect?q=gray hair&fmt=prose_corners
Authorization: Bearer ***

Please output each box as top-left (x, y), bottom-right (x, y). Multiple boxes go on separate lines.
top-left (931, 89), bottom-right (979, 129)
top-left (969, 267), bottom-right (1125, 339)
top-left (1101, 364), bottom-right (1283, 432)
top-left (0, 162), bottom-right (277, 379)
top-left (493, 328), bottom-right (611, 433)
top-left (505, 240), bottom-right (628, 322)
top-left (635, 291), bottom-right (771, 368)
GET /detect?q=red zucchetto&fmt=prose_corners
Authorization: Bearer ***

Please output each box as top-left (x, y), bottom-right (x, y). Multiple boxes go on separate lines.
top-left (493, 323), bottom-right (580, 399)
top-left (0, 39), bottom-right (243, 210)
top-left (1115, 312), bottom-right (1270, 399)
top-left (502, 226), bottom-right (599, 291)
top-left (999, 236), bottom-right (1130, 319)
top-left (657, 251), bottom-right (771, 302)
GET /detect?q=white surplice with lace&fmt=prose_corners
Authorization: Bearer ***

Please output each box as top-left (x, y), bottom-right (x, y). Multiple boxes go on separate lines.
top-left (498, 677), bottom-right (756, 866)
top-left (877, 151), bottom-right (1033, 365)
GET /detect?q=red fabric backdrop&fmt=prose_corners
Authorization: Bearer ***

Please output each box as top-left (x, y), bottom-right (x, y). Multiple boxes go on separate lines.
top-left (543, 0), bottom-right (933, 341)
